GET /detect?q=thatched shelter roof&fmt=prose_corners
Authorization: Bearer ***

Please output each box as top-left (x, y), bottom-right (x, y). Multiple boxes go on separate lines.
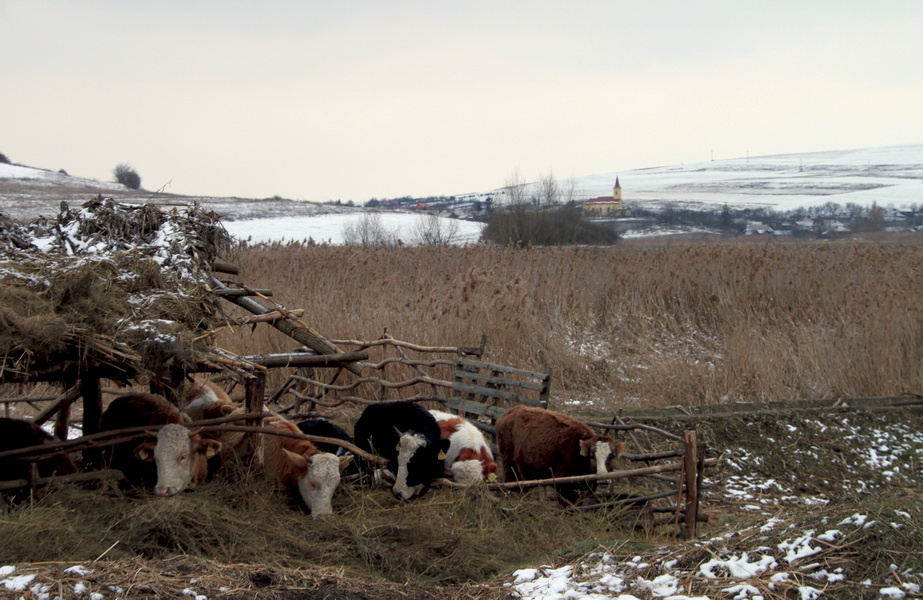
top-left (0, 196), bottom-right (236, 385)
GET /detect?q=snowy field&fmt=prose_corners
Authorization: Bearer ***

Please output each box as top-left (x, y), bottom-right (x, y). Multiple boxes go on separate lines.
top-left (223, 211), bottom-right (486, 246)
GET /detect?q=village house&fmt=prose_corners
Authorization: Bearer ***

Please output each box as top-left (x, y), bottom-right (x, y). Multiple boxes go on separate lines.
top-left (583, 177), bottom-right (631, 218)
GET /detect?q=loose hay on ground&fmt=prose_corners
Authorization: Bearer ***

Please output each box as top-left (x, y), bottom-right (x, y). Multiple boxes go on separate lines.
top-left (0, 469), bottom-right (649, 588)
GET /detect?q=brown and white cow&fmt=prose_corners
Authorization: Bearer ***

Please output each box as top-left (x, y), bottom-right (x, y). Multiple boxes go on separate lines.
top-left (495, 404), bottom-right (625, 504)
top-left (99, 393), bottom-right (220, 496)
top-left (428, 410), bottom-right (498, 485)
top-left (258, 414), bottom-right (353, 517)
top-left (178, 385), bottom-right (352, 517)
top-left (181, 376), bottom-right (237, 421)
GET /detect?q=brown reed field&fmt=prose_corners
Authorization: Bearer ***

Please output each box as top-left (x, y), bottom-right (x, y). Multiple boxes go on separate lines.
top-left (214, 237), bottom-right (923, 413)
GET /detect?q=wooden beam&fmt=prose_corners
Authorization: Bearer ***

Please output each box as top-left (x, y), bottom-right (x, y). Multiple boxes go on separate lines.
top-left (486, 457), bottom-right (719, 491)
top-left (32, 386), bottom-right (81, 426)
top-left (212, 288), bottom-right (273, 297)
top-left (239, 350), bottom-right (369, 369)
top-left (0, 469), bottom-right (125, 493)
top-left (210, 262), bottom-right (240, 275)
top-left (210, 276), bottom-right (362, 376)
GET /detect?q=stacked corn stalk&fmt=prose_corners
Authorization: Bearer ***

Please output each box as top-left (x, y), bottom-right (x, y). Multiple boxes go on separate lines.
top-left (0, 196), bottom-right (236, 384)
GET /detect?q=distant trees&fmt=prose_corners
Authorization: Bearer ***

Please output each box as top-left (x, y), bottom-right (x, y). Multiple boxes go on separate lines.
top-left (0, 152), bottom-right (9, 164)
top-left (113, 163), bottom-right (141, 189)
top-left (480, 169), bottom-right (618, 246)
top-left (852, 203), bottom-right (885, 232)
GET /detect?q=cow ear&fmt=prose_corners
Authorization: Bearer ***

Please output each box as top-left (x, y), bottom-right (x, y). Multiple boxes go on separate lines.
top-left (204, 439), bottom-right (222, 458)
top-left (579, 439), bottom-right (591, 457)
top-left (281, 449), bottom-right (308, 484)
top-left (613, 440), bottom-right (626, 458)
top-left (338, 455), bottom-right (354, 471)
top-left (135, 442), bottom-right (156, 462)
top-left (220, 405), bottom-right (236, 416)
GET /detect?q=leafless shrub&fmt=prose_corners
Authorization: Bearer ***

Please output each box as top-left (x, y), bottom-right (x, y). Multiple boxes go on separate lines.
top-left (113, 163), bottom-right (141, 189)
top-left (412, 213), bottom-right (460, 246)
top-left (341, 212), bottom-right (400, 247)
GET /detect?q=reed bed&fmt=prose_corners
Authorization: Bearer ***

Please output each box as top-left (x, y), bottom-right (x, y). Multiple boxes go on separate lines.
top-left (215, 239), bottom-right (923, 411)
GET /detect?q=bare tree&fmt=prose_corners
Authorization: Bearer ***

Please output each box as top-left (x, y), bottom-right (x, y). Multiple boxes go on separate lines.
top-left (412, 213), bottom-right (460, 246)
top-left (341, 212), bottom-right (400, 247)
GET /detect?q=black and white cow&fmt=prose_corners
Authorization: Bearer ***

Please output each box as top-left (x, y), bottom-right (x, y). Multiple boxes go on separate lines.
top-left (353, 402), bottom-right (449, 500)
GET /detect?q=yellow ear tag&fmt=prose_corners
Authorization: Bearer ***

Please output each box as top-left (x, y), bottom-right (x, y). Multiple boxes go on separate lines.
top-left (438, 450), bottom-right (447, 460)
top-left (486, 472), bottom-right (498, 483)
top-left (138, 448), bottom-right (150, 460)
top-left (396, 443), bottom-right (402, 451)
top-left (206, 446), bottom-right (218, 459)
top-left (579, 445), bottom-right (589, 457)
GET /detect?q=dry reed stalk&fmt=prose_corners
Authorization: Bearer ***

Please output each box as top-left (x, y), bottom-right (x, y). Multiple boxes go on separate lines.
top-left (216, 241), bottom-right (923, 410)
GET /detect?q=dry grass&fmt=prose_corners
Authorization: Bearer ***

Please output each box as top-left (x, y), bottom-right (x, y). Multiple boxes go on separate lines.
top-left (214, 238), bottom-right (923, 410)
top-left (0, 470), bottom-right (649, 589)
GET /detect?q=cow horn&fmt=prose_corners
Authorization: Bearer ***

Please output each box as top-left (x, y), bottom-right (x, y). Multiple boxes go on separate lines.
top-left (187, 427), bottom-right (202, 437)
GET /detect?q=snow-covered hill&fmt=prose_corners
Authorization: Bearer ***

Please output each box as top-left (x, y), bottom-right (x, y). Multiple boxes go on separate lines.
top-left (464, 144), bottom-right (923, 213)
top-left (2, 144), bottom-right (920, 243)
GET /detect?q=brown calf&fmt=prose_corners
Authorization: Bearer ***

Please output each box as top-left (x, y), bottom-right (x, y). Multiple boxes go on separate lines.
top-left (495, 404), bottom-right (625, 504)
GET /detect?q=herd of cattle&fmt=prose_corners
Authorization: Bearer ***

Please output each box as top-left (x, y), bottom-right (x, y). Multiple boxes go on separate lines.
top-left (0, 378), bottom-right (626, 514)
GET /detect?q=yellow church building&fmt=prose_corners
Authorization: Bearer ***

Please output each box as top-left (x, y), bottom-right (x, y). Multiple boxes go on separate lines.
top-left (582, 177), bottom-right (630, 218)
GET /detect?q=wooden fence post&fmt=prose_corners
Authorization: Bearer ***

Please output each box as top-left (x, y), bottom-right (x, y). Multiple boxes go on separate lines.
top-left (242, 375), bottom-right (266, 461)
top-left (683, 430), bottom-right (699, 539)
top-left (81, 376), bottom-right (103, 467)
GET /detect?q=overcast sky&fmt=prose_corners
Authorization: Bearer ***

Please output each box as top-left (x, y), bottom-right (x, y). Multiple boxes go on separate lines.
top-left (2, 1), bottom-right (921, 203)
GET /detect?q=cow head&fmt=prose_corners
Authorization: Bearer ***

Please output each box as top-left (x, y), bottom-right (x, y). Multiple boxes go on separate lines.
top-left (454, 447), bottom-right (499, 484)
top-left (392, 431), bottom-right (450, 500)
top-left (283, 450), bottom-right (353, 517)
top-left (579, 436), bottom-right (626, 475)
top-left (449, 460), bottom-right (484, 485)
top-left (135, 424), bottom-right (221, 497)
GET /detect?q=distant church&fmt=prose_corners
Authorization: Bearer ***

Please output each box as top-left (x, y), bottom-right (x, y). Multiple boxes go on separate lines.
top-left (582, 177), bottom-right (630, 218)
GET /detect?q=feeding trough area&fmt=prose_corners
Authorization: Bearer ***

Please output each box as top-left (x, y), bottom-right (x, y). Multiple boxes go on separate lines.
top-left (1, 197), bottom-right (713, 537)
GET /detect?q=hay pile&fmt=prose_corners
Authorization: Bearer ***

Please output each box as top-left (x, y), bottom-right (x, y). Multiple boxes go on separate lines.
top-left (0, 196), bottom-right (235, 384)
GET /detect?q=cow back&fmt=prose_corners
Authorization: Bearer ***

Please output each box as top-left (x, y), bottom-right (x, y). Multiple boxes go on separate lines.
top-left (496, 405), bottom-right (594, 479)
top-left (297, 418), bottom-right (353, 456)
top-left (0, 417), bottom-right (77, 483)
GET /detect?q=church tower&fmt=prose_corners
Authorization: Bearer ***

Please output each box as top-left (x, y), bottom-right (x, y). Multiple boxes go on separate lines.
top-left (613, 177), bottom-right (622, 202)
